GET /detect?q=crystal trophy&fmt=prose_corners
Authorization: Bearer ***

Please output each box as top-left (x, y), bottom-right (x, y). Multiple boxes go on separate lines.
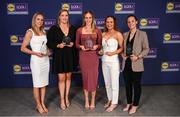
top-left (84, 37), bottom-right (93, 50)
top-left (62, 35), bottom-right (71, 45)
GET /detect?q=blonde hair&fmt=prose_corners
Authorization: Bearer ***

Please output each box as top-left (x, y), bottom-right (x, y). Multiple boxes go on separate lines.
top-left (82, 10), bottom-right (96, 32)
top-left (31, 12), bottom-right (45, 35)
top-left (57, 9), bottom-right (70, 26)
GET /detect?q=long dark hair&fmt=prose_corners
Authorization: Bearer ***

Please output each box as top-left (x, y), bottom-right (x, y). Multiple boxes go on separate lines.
top-left (104, 15), bottom-right (119, 32)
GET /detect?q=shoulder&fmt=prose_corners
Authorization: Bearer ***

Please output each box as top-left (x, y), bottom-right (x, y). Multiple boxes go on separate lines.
top-left (95, 27), bottom-right (101, 32)
top-left (76, 27), bottom-right (83, 33)
top-left (102, 32), bottom-right (106, 36)
top-left (49, 25), bottom-right (58, 31)
top-left (95, 27), bottom-right (102, 35)
top-left (26, 29), bottom-right (33, 36)
top-left (137, 29), bottom-right (146, 35)
top-left (123, 31), bottom-right (129, 37)
top-left (115, 31), bottom-right (122, 36)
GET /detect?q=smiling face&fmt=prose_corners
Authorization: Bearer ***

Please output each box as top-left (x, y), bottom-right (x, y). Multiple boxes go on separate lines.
top-left (105, 17), bottom-right (115, 30)
top-left (127, 16), bottom-right (138, 30)
top-left (59, 10), bottom-right (69, 24)
top-left (34, 14), bottom-right (44, 28)
top-left (84, 12), bottom-right (93, 26)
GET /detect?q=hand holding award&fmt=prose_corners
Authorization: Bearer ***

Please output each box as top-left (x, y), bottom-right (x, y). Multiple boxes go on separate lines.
top-left (62, 35), bottom-right (71, 46)
top-left (84, 38), bottom-right (93, 50)
top-left (40, 41), bottom-right (48, 56)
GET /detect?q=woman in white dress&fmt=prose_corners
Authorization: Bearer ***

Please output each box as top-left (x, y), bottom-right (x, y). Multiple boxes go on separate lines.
top-left (21, 12), bottom-right (50, 114)
top-left (100, 16), bottom-right (123, 112)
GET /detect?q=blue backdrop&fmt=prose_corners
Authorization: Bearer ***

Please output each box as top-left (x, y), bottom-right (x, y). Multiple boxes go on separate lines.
top-left (1, 0), bottom-right (180, 88)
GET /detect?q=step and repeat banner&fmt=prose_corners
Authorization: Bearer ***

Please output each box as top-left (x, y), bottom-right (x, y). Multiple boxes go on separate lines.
top-left (0, 0), bottom-right (180, 87)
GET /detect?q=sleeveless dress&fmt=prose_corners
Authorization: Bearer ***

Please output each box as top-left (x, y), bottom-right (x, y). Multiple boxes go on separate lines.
top-left (29, 29), bottom-right (49, 87)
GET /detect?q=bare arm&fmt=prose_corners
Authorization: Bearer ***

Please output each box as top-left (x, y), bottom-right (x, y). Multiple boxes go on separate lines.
top-left (20, 30), bottom-right (43, 57)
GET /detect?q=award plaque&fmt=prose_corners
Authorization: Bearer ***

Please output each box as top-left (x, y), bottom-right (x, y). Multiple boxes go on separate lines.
top-left (84, 38), bottom-right (93, 50)
top-left (62, 36), bottom-right (71, 45)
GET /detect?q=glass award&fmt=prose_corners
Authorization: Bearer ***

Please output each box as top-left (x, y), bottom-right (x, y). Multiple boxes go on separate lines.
top-left (62, 35), bottom-right (71, 45)
top-left (40, 41), bottom-right (48, 55)
top-left (126, 43), bottom-right (132, 56)
top-left (84, 37), bottom-right (93, 50)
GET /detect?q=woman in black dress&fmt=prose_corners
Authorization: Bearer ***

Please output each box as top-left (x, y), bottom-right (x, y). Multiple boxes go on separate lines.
top-left (47, 9), bottom-right (76, 110)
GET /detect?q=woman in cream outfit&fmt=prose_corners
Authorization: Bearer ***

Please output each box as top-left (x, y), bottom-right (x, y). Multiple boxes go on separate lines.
top-left (101, 16), bottom-right (123, 112)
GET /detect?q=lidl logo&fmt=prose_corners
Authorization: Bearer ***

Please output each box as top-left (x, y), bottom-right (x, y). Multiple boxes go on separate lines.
top-left (167, 2), bottom-right (174, 11)
top-left (140, 19), bottom-right (147, 26)
top-left (164, 33), bottom-right (171, 41)
top-left (7, 3), bottom-right (28, 15)
top-left (166, 2), bottom-right (180, 13)
top-left (61, 3), bottom-right (82, 14)
top-left (115, 2), bottom-right (135, 14)
top-left (115, 3), bottom-right (123, 11)
top-left (62, 3), bottom-right (70, 10)
top-left (161, 62), bottom-right (180, 72)
top-left (7, 3), bottom-right (15, 12)
top-left (13, 65), bottom-right (21, 72)
top-left (162, 62), bottom-right (169, 69)
top-left (10, 35), bottom-right (18, 43)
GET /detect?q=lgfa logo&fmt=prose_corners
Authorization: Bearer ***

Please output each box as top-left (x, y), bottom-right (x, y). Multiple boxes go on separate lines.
top-left (161, 62), bottom-right (169, 69)
top-left (10, 35), bottom-right (18, 43)
top-left (13, 65), bottom-right (21, 72)
top-left (115, 3), bottom-right (123, 11)
top-left (164, 33), bottom-right (171, 41)
top-left (140, 18), bottom-right (148, 26)
top-left (7, 3), bottom-right (15, 12)
top-left (167, 2), bottom-right (174, 11)
top-left (62, 3), bottom-right (70, 11)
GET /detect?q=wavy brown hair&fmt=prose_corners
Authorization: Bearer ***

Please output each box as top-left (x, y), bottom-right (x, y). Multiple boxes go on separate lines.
top-left (104, 15), bottom-right (120, 32)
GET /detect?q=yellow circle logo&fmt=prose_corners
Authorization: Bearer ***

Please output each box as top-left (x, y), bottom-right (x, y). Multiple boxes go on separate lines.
top-left (62, 3), bottom-right (70, 10)
top-left (164, 33), bottom-right (171, 41)
top-left (115, 3), bottom-right (123, 11)
top-left (10, 35), bottom-right (18, 43)
top-left (167, 2), bottom-right (174, 11)
top-left (7, 3), bottom-right (15, 12)
top-left (162, 62), bottom-right (169, 69)
top-left (140, 18), bottom-right (148, 26)
top-left (13, 65), bottom-right (21, 72)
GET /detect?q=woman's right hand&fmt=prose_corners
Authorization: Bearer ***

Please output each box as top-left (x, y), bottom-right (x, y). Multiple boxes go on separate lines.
top-left (57, 43), bottom-right (65, 48)
top-left (80, 45), bottom-right (89, 51)
top-left (35, 52), bottom-right (43, 57)
top-left (121, 53), bottom-right (127, 60)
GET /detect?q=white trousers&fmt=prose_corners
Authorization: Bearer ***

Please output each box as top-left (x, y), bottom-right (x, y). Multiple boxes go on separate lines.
top-left (102, 61), bottom-right (120, 104)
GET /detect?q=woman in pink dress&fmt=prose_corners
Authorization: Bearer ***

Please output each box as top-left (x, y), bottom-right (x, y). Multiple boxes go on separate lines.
top-left (76, 11), bottom-right (102, 110)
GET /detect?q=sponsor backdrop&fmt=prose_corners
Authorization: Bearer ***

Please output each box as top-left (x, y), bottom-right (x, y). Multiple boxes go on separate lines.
top-left (0, 0), bottom-right (180, 87)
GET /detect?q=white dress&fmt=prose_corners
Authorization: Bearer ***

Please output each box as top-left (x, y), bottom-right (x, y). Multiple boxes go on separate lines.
top-left (29, 29), bottom-right (49, 88)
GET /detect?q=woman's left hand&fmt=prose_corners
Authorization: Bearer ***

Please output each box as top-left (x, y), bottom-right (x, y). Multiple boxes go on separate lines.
top-left (67, 42), bottom-right (74, 47)
top-left (105, 52), bottom-right (114, 56)
top-left (130, 54), bottom-right (138, 61)
top-left (91, 45), bottom-right (98, 50)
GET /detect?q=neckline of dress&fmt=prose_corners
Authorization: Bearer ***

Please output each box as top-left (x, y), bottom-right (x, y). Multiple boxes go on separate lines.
top-left (103, 37), bottom-right (117, 42)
